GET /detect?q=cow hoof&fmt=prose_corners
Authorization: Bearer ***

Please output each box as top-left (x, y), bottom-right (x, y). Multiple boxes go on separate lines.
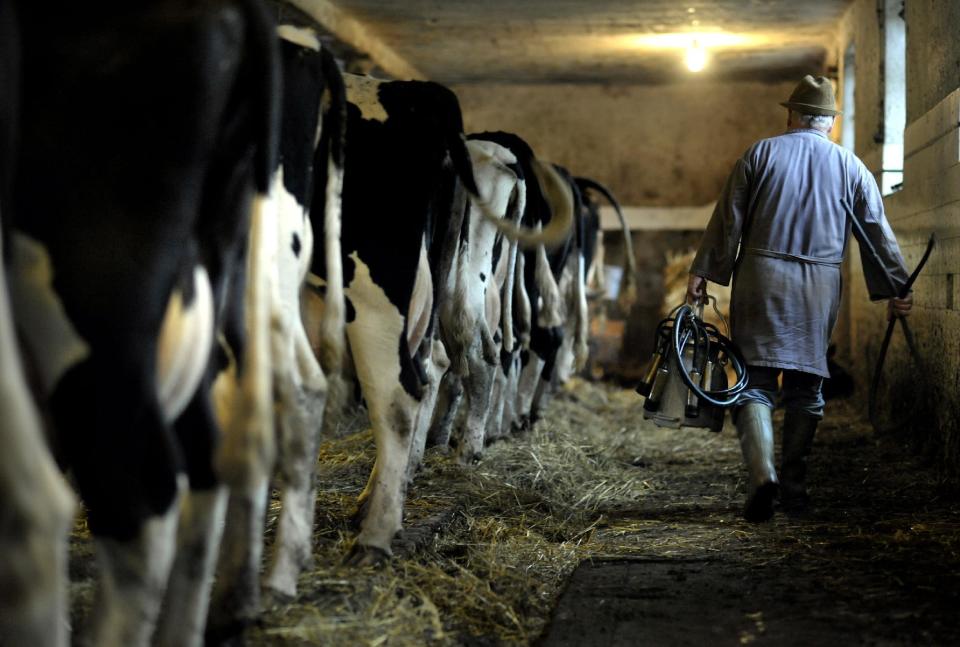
top-left (456, 450), bottom-right (482, 466)
top-left (349, 496), bottom-right (371, 530)
top-left (343, 542), bottom-right (391, 567)
top-left (262, 587), bottom-right (295, 610)
top-left (204, 610), bottom-right (259, 646)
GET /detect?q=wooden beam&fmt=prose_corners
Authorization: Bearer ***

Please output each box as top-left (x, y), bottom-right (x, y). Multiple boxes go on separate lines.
top-left (599, 204), bottom-right (715, 232)
top-left (290, 0), bottom-right (425, 80)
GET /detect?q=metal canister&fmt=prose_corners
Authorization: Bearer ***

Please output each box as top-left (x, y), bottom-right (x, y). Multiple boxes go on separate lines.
top-left (685, 368), bottom-right (701, 418)
top-left (643, 363), bottom-right (671, 411)
top-left (636, 350), bottom-right (665, 398)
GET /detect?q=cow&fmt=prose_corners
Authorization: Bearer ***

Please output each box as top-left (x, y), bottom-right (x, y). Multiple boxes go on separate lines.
top-left (0, 4), bottom-right (76, 645)
top-left (574, 177), bottom-right (638, 314)
top-left (206, 13), bottom-right (347, 639)
top-left (7, 1), bottom-right (279, 645)
top-left (531, 174), bottom-right (639, 412)
top-left (429, 131), bottom-right (569, 439)
top-left (519, 165), bottom-right (587, 420)
top-left (425, 137), bottom-right (528, 464)
top-left (311, 78), bottom-right (572, 564)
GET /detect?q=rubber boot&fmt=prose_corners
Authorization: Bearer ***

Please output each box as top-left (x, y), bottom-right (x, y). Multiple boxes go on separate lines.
top-left (780, 410), bottom-right (818, 515)
top-left (735, 402), bottom-right (779, 522)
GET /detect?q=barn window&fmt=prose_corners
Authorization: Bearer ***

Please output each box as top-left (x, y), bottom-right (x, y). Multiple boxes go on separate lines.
top-left (880, 0), bottom-right (905, 195)
top-left (841, 44), bottom-right (856, 151)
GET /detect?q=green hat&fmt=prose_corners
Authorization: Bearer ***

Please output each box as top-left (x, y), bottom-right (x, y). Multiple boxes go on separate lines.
top-left (780, 75), bottom-right (842, 116)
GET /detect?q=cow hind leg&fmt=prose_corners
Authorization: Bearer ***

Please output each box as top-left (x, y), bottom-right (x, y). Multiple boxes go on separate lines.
top-left (343, 254), bottom-right (419, 564)
top-left (48, 358), bottom-right (182, 647)
top-left (485, 363), bottom-right (509, 442)
top-left (87, 481), bottom-right (184, 647)
top-left (501, 352), bottom-right (521, 433)
top-left (407, 338), bottom-right (450, 483)
top-left (208, 192), bottom-right (277, 640)
top-left (155, 389), bottom-right (229, 647)
top-left (515, 352), bottom-right (545, 430)
top-left (206, 352), bottom-right (274, 640)
top-left (428, 369), bottom-right (463, 449)
top-left (266, 326), bottom-right (328, 598)
top-left (207, 480), bottom-right (269, 641)
top-left (0, 232), bottom-right (75, 647)
top-left (456, 341), bottom-right (496, 464)
top-left (153, 485), bottom-right (227, 647)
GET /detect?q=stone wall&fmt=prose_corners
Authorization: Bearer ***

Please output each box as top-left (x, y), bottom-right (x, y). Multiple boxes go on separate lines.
top-left (453, 80), bottom-right (797, 207)
top-left (838, 0), bottom-right (960, 475)
top-left (454, 80), bottom-right (801, 377)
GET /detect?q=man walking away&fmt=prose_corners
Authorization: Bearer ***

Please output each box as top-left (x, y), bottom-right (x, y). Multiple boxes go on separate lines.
top-left (686, 75), bottom-right (913, 522)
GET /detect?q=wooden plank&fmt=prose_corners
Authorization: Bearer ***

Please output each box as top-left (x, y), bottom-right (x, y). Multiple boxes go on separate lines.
top-left (599, 204), bottom-right (715, 231)
top-left (904, 88), bottom-right (960, 157)
top-left (291, 0), bottom-right (424, 80)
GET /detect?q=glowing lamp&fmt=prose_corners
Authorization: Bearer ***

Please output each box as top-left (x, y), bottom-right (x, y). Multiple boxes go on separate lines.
top-left (685, 40), bottom-right (707, 72)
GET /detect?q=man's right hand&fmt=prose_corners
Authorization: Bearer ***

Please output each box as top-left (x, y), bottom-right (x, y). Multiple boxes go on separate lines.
top-left (888, 292), bottom-right (913, 320)
top-left (686, 274), bottom-right (707, 305)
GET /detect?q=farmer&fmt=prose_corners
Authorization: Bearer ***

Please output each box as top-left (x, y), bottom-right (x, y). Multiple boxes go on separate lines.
top-left (686, 75), bottom-right (913, 521)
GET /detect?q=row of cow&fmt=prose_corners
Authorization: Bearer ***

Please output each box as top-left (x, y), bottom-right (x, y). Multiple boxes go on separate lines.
top-left (0, 1), bottom-right (636, 646)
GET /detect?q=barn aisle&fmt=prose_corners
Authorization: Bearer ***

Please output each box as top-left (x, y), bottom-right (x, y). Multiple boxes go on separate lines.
top-left (67, 380), bottom-right (960, 644)
top-left (538, 382), bottom-right (960, 646)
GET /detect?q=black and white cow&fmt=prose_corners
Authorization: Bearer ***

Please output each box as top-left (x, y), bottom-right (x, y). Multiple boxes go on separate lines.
top-left (207, 11), bottom-right (347, 637)
top-left (574, 176), bottom-right (638, 312)
top-left (427, 138), bottom-right (525, 463)
top-left (313, 78), bottom-right (572, 563)
top-left (527, 174), bottom-right (639, 416)
top-left (0, 4), bottom-right (76, 645)
top-left (7, 2), bottom-right (279, 645)
top-left (534, 175), bottom-right (638, 410)
top-left (454, 134), bottom-right (575, 434)
top-left (426, 132), bottom-right (578, 458)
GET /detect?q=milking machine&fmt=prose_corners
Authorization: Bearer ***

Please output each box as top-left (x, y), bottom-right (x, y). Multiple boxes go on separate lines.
top-left (636, 297), bottom-right (748, 431)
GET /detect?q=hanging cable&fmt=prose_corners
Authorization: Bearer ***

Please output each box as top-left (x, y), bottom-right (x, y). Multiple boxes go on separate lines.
top-left (638, 298), bottom-right (748, 415)
top-left (670, 301), bottom-right (749, 407)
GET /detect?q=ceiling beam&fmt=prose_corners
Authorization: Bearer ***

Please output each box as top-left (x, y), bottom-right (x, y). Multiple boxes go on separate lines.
top-left (290, 0), bottom-right (425, 80)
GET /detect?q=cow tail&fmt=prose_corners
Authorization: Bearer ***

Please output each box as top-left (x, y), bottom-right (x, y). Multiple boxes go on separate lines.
top-left (573, 242), bottom-right (589, 371)
top-left (501, 180), bottom-right (525, 353)
top-left (319, 48), bottom-right (346, 376)
top-left (535, 240), bottom-right (563, 329)
top-left (514, 252), bottom-right (532, 349)
top-left (240, 0), bottom-right (280, 194)
top-left (217, 191), bottom-right (277, 487)
top-left (575, 177), bottom-right (637, 309)
top-left (450, 133), bottom-right (480, 196)
top-left (473, 160), bottom-right (574, 250)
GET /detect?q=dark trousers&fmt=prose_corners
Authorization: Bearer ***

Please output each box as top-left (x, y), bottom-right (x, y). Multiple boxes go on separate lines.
top-left (736, 365), bottom-right (825, 419)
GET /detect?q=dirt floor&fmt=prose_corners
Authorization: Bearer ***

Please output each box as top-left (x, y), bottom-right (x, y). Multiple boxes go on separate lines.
top-left (69, 379), bottom-right (960, 645)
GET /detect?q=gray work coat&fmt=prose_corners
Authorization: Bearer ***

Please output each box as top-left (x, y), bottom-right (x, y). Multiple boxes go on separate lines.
top-left (691, 128), bottom-right (909, 377)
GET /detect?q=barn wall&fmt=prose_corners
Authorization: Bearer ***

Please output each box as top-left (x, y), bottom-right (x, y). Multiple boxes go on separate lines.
top-left (454, 80), bottom-right (798, 376)
top-left (838, 0), bottom-right (960, 475)
top-left (904, 0), bottom-right (960, 123)
top-left (453, 81), bottom-right (797, 207)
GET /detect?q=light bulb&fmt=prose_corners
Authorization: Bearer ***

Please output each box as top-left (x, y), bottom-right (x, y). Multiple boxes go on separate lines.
top-left (685, 40), bottom-right (707, 72)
